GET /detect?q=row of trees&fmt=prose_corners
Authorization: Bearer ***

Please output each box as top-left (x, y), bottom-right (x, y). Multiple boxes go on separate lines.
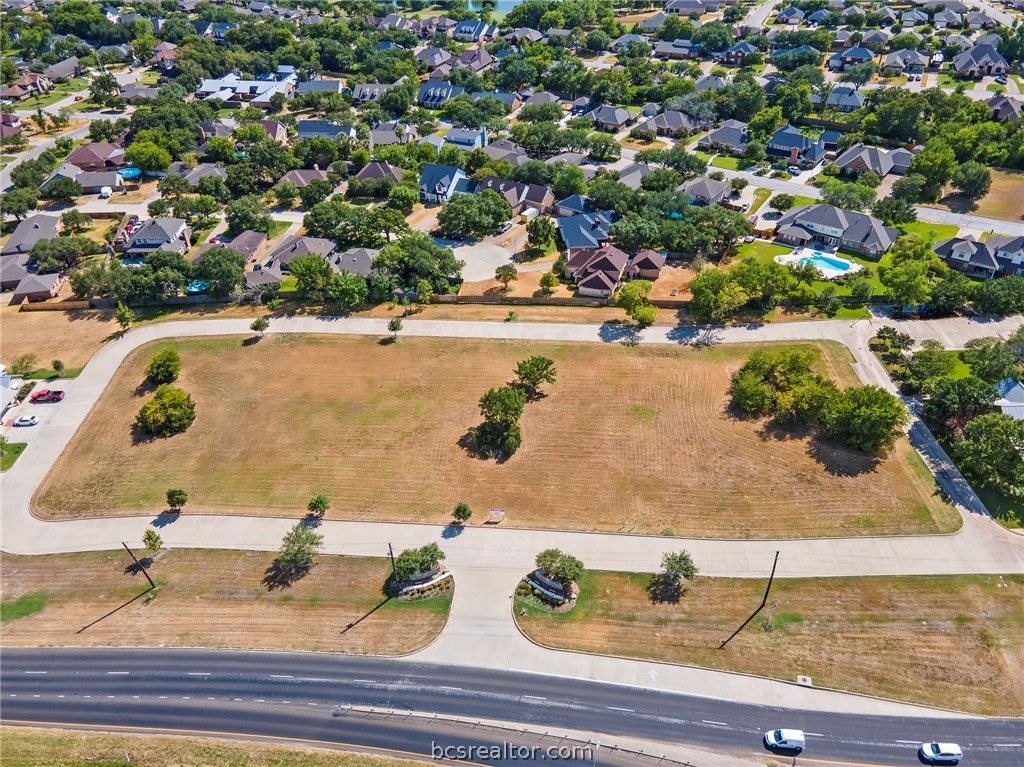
top-left (134, 349), bottom-right (196, 438)
top-left (473, 356), bottom-right (558, 459)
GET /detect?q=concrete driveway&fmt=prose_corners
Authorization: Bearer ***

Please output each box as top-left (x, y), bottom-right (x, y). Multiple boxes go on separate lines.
top-left (437, 238), bottom-right (514, 282)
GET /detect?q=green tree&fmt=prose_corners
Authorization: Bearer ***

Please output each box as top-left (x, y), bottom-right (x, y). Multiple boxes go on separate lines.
top-left (394, 543), bottom-right (446, 578)
top-left (143, 528), bottom-right (162, 552)
top-left (617, 279), bottom-right (656, 325)
top-left (225, 195), bottom-right (272, 236)
top-left (823, 385), bottom-right (909, 453)
top-left (661, 550), bottom-right (698, 582)
top-left (730, 259), bottom-right (795, 311)
top-left (51, 359), bottom-right (65, 378)
top-left (514, 356), bottom-right (557, 397)
top-left (115, 302), bottom-right (135, 333)
top-left (438, 191), bottom-right (512, 238)
top-left (329, 272), bottom-right (369, 309)
top-left (415, 277), bottom-right (434, 307)
top-left (534, 548), bottom-right (584, 585)
top-left (300, 178), bottom-right (334, 210)
top-left (89, 73), bottom-right (119, 104)
top-left (166, 488), bottom-right (188, 511)
top-left (158, 174), bottom-right (193, 201)
top-left (136, 385), bottom-right (197, 437)
top-left (952, 413), bottom-right (1024, 495)
top-left (273, 180), bottom-right (299, 209)
top-left (250, 317), bottom-right (270, 336)
top-left (387, 317), bottom-right (403, 340)
top-left (908, 140), bottom-right (958, 201)
top-left (495, 263), bottom-right (518, 292)
top-left (479, 385), bottom-right (527, 424)
top-left (922, 375), bottom-right (997, 434)
top-left (452, 502), bottom-right (473, 523)
top-left (539, 271), bottom-right (560, 295)
top-left (952, 161), bottom-right (992, 201)
top-left (59, 209), bottom-right (92, 234)
top-left (0, 188), bottom-right (39, 220)
top-left (962, 337), bottom-right (1017, 382)
top-left (307, 494), bottom-right (330, 517)
top-left (195, 248), bottom-right (245, 296)
top-left (387, 184), bottom-right (418, 215)
top-left (820, 178), bottom-right (875, 211)
top-left (689, 269), bottom-right (746, 322)
top-left (747, 106), bottom-right (784, 141)
top-left (276, 523), bottom-right (325, 575)
top-left (45, 177), bottom-right (83, 204)
top-left (124, 141), bottom-right (172, 173)
top-left (145, 348), bottom-right (182, 385)
top-left (289, 253), bottom-right (333, 298)
top-left (769, 193), bottom-right (795, 213)
top-left (10, 354), bottom-right (38, 377)
top-left (881, 258), bottom-right (931, 309)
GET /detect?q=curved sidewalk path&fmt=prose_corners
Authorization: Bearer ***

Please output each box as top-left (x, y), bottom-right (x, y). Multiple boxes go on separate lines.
top-left (3, 314), bottom-right (1022, 719)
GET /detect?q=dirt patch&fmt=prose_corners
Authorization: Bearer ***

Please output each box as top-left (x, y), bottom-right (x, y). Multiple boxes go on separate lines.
top-left (0, 549), bottom-right (449, 655)
top-left (1, 726), bottom-right (424, 767)
top-left (517, 571), bottom-right (1024, 716)
top-left (35, 335), bottom-right (956, 538)
top-left (0, 303), bottom-right (116, 370)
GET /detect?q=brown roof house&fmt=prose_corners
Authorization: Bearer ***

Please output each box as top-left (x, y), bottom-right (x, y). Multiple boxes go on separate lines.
top-left (275, 168), bottom-right (331, 189)
top-left (11, 271), bottom-right (66, 304)
top-left (627, 249), bottom-right (666, 281)
top-left (565, 244), bottom-right (629, 298)
top-left (65, 142), bottom-right (125, 171)
top-left (356, 161), bottom-right (404, 184)
top-left (476, 176), bottom-right (555, 216)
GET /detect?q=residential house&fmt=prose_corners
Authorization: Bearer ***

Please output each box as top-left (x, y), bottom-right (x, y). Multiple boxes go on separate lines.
top-left (952, 44), bottom-right (1008, 77)
top-left (666, 0), bottom-right (716, 14)
top-left (196, 72), bottom-right (293, 107)
top-left (295, 79), bottom-right (345, 95)
top-left (471, 90), bottom-right (521, 110)
top-left (258, 119), bottom-right (288, 143)
top-left (876, 6), bottom-right (900, 24)
top-left (616, 163), bottom-right (657, 191)
top-left (96, 43), bottom-right (133, 62)
top-left (981, 234), bottom-right (1024, 275)
top-left (553, 194), bottom-right (594, 217)
top-left (627, 249), bottom-right (666, 280)
top-left (828, 46), bottom-right (875, 71)
top-left (834, 143), bottom-right (913, 177)
top-left (65, 142), bottom-right (124, 171)
top-left (453, 19), bottom-right (499, 42)
top-left (776, 7), bottom-right (805, 24)
top-left (411, 15), bottom-right (457, 38)
top-left (766, 125), bottom-right (825, 165)
top-left (261, 235), bottom-right (335, 273)
top-left (151, 40), bottom-right (178, 66)
top-left (638, 110), bottom-right (698, 137)
top-left (809, 85), bottom-right (865, 112)
top-left (725, 41), bottom-right (758, 65)
top-left (0, 253), bottom-right (31, 290)
top-left (556, 210), bottom-right (620, 256)
top-left (351, 78), bottom-right (403, 104)
top-left (899, 9), bottom-right (929, 26)
top-left (195, 229), bottom-right (267, 264)
top-left (124, 218), bottom-right (191, 258)
top-left (883, 48), bottom-right (929, 74)
top-left (121, 84), bottom-right (160, 103)
top-left (987, 94), bottom-right (1022, 122)
top-left (771, 44), bottom-right (822, 64)
top-left (327, 247), bottom-right (379, 278)
top-left (614, 33), bottom-right (649, 51)
top-left (197, 120), bottom-right (232, 144)
top-left (933, 9), bottom-right (961, 28)
top-left (419, 163), bottom-right (474, 204)
top-left (933, 235), bottom-right (1002, 277)
top-left (11, 272), bottom-right (65, 304)
top-left (654, 38), bottom-right (702, 59)
top-left (833, 29), bottom-right (853, 50)
top-left (523, 90), bottom-right (560, 107)
top-left (774, 204), bottom-right (899, 257)
top-left (445, 127), bottom-right (488, 150)
top-left (698, 119), bottom-right (750, 155)
top-left (483, 138), bottom-right (531, 166)
top-left (416, 79), bottom-right (465, 108)
top-left (590, 105), bottom-right (636, 132)
top-left (377, 12), bottom-right (414, 31)
top-left (505, 27), bottom-right (544, 44)
top-left (965, 11), bottom-right (997, 29)
top-left (369, 120), bottom-right (417, 148)
top-left (695, 74), bottom-right (730, 92)
top-left (356, 161), bottom-right (404, 185)
top-left (295, 120), bottom-right (357, 141)
top-left (0, 72), bottom-right (52, 101)
top-left (679, 177), bottom-right (732, 206)
top-left (41, 57), bottom-right (82, 82)
top-left (994, 378), bottom-right (1024, 421)
top-left (416, 47), bottom-right (452, 68)
top-left (166, 161), bottom-right (227, 187)
top-left (564, 244), bottom-right (629, 298)
top-left (477, 176), bottom-right (555, 216)
top-left (453, 47), bottom-right (493, 73)
top-left (75, 170), bottom-right (124, 194)
top-left (276, 168), bottom-right (330, 189)
top-left (1, 214), bottom-right (60, 256)
top-left (639, 12), bottom-right (668, 33)
top-left (861, 29), bottom-right (890, 48)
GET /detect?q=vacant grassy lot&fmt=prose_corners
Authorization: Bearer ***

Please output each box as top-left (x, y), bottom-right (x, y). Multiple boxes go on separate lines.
top-left (37, 336), bottom-right (957, 537)
top-left (517, 571), bottom-right (1024, 715)
top-left (0, 727), bottom-right (423, 767)
top-left (973, 168), bottom-right (1024, 221)
top-left (0, 549), bottom-right (449, 655)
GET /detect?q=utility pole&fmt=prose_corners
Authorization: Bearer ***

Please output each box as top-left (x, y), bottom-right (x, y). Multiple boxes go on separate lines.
top-left (122, 541), bottom-right (155, 589)
top-left (387, 543), bottom-right (396, 578)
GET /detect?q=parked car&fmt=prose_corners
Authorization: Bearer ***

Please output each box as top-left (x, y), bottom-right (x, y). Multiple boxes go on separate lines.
top-left (30, 389), bottom-right (65, 403)
top-left (494, 221), bottom-right (513, 235)
top-left (787, 165), bottom-right (801, 175)
top-left (919, 743), bottom-right (962, 764)
top-left (995, 75), bottom-right (1007, 84)
top-left (13, 415), bottom-right (39, 427)
top-left (74, 95), bottom-right (84, 101)
top-left (128, 215), bottom-right (139, 224)
top-left (764, 729), bottom-right (805, 752)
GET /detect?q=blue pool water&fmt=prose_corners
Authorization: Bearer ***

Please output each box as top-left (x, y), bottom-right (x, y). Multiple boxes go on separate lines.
top-left (186, 280), bottom-right (210, 295)
top-left (120, 167), bottom-right (141, 179)
top-left (799, 254), bottom-right (854, 273)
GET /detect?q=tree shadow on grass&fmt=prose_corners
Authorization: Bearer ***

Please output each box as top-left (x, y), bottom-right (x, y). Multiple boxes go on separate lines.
top-left (124, 556), bottom-right (154, 576)
top-left (647, 574), bottom-right (687, 605)
top-left (378, 336), bottom-right (399, 346)
top-left (456, 428), bottom-right (510, 464)
top-left (133, 380), bottom-right (156, 398)
top-left (241, 336), bottom-right (261, 347)
top-left (805, 437), bottom-right (880, 478)
top-left (262, 559), bottom-right (313, 591)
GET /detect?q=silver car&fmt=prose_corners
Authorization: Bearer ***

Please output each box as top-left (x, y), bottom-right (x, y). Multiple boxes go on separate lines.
top-left (14, 415), bottom-right (39, 427)
top-left (919, 742), bottom-right (962, 764)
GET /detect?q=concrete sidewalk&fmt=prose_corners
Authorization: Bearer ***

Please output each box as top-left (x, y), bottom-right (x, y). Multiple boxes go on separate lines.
top-left (2, 314), bottom-right (1022, 719)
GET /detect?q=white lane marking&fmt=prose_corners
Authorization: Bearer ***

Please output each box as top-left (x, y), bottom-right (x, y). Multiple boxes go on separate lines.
top-left (352, 679), bottom-right (376, 683)
top-left (187, 672), bottom-right (211, 676)
top-left (181, 696), bottom-right (190, 700)
top-left (234, 698), bottom-right (241, 701)
top-left (438, 686), bottom-right (462, 691)
top-left (607, 706), bottom-right (634, 712)
top-left (308, 703), bottom-right (317, 706)
top-left (523, 695), bottom-right (546, 700)
top-left (132, 696), bottom-right (140, 699)
top-left (270, 675), bottom-right (293, 679)
top-left (994, 743), bottom-right (1023, 747)
top-left (107, 671), bottom-right (129, 675)
top-left (805, 732), bottom-right (825, 737)
top-left (255, 699), bottom-right (265, 702)
top-left (208, 697), bottom-right (216, 700)
top-left (24, 671), bottom-right (47, 675)
top-left (282, 700), bottom-right (291, 704)
top-left (106, 696), bottom-right (114, 698)
top-left (159, 696), bottom-right (168, 699)
top-left (702, 720), bottom-right (729, 726)
top-left (57, 695), bottom-right (65, 698)
top-left (83, 696), bottom-right (91, 698)
top-left (8, 695), bottom-right (15, 697)
top-left (33, 695), bottom-right (41, 698)
top-left (895, 740), bottom-right (919, 744)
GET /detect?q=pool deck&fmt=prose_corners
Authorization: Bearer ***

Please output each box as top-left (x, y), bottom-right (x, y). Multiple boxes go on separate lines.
top-left (773, 247), bottom-right (863, 280)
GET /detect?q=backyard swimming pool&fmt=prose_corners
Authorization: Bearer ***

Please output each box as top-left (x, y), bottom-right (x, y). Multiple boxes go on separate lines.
top-left (774, 248), bottom-right (862, 280)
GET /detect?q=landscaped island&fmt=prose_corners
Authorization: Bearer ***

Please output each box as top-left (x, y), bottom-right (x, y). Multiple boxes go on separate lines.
top-left (34, 334), bottom-right (957, 538)
top-left (516, 570), bottom-right (1024, 716)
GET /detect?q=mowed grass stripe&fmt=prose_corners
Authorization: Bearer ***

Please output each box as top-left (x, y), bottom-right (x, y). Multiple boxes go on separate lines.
top-left (35, 335), bottom-right (958, 538)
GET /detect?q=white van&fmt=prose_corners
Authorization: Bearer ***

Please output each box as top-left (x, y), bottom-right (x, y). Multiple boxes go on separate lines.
top-left (764, 728), bottom-right (805, 751)
top-left (99, 186), bottom-right (113, 199)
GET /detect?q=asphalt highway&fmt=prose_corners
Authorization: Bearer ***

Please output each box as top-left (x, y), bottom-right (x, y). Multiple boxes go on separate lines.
top-left (1, 648), bottom-right (1021, 766)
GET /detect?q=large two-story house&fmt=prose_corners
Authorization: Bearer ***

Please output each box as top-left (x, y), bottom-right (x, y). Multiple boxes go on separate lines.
top-left (774, 204), bottom-right (899, 258)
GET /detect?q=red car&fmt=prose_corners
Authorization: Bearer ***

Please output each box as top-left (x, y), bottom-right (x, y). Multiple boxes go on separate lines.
top-left (30, 389), bottom-right (65, 403)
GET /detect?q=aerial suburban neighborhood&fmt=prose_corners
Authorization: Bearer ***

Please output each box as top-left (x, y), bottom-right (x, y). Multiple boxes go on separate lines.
top-left (0, 0), bottom-right (1022, 765)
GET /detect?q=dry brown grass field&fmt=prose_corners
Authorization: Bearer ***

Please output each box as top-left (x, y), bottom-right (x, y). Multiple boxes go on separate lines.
top-left (0, 549), bottom-right (449, 655)
top-left (35, 335), bottom-right (957, 538)
top-left (0, 727), bottom-right (425, 767)
top-left (517, 572), bottom-right (1024, 716)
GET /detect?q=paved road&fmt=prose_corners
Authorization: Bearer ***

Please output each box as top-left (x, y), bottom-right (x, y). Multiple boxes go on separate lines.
top-left (3, 314), bottom-right (1022, 717)
top-left (4, 648), bottom-right (1023, 767)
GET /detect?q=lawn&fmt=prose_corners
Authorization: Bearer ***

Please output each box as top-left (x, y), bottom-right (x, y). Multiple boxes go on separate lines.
top-left (0, 549), bottom-right (450, 654)
top-left (972, 168), bottom-right (1024, 222)
top-left (1, 443), bottom-right (27, 472)
top-left (267, 218), bottom-right (292, 240)
top-left (731, 239), bottom-right (890, 298)
top-left (25, 367), bottom-right (83, 380)
top-left (897, 220), bottom-right (960, 242)
top-left (35, 336), bottom-right (958, 538)
top-left (789, 194), bottom-right (818, 208)
top-left (517, 571), bottom-right (1024, 716)
top-left (710, 155), bottom-right (749, 171)
top-left (0, 727), bottom-right (424, 767)
top-left (25, 78), bottom-right (89, 108)
top-left (618, 137), bottom-right (666, 151)
top-left (693, 150), bottom-right (712, 165)
top-left (749, 187), bottom-right (771, 214)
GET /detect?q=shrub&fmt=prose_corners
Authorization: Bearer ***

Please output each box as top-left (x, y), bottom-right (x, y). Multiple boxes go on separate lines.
top-left (136, 385), bottom-right (197, 437)
top-left (394, 543), bottom-right (446, 578)
top-left (145, 349), bottom-right (182, 385)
